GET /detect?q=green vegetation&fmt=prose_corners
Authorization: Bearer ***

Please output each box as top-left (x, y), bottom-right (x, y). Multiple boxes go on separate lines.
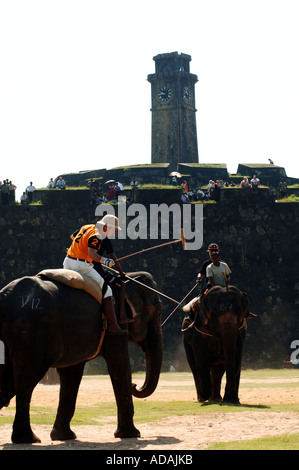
top-left (181, 163), bottom-right (226, 168)
top-left (112, 163), bottom-right (168, 170)
top-left (278, 194), bottom-right (299, 203)
top-left (29, 200), bottom-right (43, 205)
top-left (205, 433), bottom-right (299, 450)
top-left (1, 401), bottom-right (298, 427)
top-left (242, 163), bottom-right (280, 168)
top-left (137, 184), bottom-right (178, 190)
top-left (239, 368), bottom-right (299, 379)
top-left (39, 186), bottom-right (88, 191)
top-left (221, 184), bottom-right (269, 189)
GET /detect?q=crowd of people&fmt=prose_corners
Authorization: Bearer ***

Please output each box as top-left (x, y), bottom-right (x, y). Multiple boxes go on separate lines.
top-left (0, 180), bottom-right (38, 206)
top-left (239, 175), bottom-right (260, 189)
top-left (0, 176), bottom-right (67, 206)
top-left (179, 178), bottom-right (231, 203)
top-left (47, 176), bottom-right (66, 190)
top-left (0, 179), bottom-right (17, 205)
top-left (177, 174), bottom-right (268, 204)
top-left (0, 172), bottom-right (290, 207)
top-left (88, 178), bottom-right (138, 206)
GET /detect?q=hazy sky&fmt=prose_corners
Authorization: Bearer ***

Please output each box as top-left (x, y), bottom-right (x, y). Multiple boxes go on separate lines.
top-left (1, 0), bottom-right (299, 199)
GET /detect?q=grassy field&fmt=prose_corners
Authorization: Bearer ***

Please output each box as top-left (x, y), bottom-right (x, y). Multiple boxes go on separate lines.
top-left (1, 369), bottom-right (298, 450)
top-left (206, 433), bottom-right (299, 450)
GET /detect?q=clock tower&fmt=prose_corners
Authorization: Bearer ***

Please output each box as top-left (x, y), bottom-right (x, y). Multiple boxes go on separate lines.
top-left (147, 52), bottom-right (199, 165)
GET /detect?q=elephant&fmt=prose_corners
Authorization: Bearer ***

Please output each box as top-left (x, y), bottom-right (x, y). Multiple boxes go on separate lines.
top-left (0, 270), bottom-right (163, 444)
top-left (182, 285), bottom-right (255, 404)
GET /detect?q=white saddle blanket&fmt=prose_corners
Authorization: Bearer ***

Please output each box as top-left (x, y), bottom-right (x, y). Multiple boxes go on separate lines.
top-left (38, 268), bottom-right (102, 304)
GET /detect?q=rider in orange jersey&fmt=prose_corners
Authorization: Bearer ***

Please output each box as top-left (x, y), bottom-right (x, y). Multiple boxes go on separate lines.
top-left (63, 215), bottom-right (126, 335)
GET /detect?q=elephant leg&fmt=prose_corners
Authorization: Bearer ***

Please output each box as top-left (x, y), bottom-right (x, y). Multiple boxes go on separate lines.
top-left (0, 360), bottom-right (14, 409)
top-left (210, 364), bottom-right (225, 401)
top-left (12, 365), bottom-right (44, 444)
top-left (51, 362), bottom-right (85, 441)
top-left (223, 339), bottom-right (243, 404)
top-left (184, 339), bottom-right (203, 401)
top-left (184, 337), bottom-right (211, 402)
top-left (196, 363), bottom-right (212, 401)
top-left (102, 336), bottom-right (140, 438)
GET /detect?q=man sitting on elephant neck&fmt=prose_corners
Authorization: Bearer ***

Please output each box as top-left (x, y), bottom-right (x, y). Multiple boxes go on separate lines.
top-left (63, 215), bottom-right (127, 335)
top-left (196, 243), bottom-right (223, 293)
top-left (206, 252), bottom-right (231, 288)
top-left (183, 244), bottom-right (231, 324)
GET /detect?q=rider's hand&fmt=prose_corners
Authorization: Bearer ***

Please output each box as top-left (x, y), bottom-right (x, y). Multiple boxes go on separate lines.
top-left (103, 258), bottom-right (115, 268)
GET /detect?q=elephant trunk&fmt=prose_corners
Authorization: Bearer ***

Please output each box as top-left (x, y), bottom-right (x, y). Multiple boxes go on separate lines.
top-left (132, 312), bottom-right (163, 398)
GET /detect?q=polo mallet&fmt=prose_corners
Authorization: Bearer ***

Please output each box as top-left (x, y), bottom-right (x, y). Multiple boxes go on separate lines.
top-left (115, 228), bottom-right (186, 263)
top-left (161, 282), bottom-right (199, 327)
top-left (223, 272), bottom-right (229, 294)
top-left (103, 265), bottom-right (180, 305)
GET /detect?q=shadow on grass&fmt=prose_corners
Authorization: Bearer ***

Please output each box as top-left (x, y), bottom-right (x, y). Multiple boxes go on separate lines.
top-left (200, 401), bottom-right (270, 410)
top-left (2, 436), bottom-right (181, 451)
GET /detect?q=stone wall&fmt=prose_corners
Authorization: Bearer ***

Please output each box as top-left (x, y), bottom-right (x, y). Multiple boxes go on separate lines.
top-left (58, 163), bottom-right (171, 187)
top-left (56, 162), bottom-right (299, 191)
top-left (0, 189), bottom-right (298, 369)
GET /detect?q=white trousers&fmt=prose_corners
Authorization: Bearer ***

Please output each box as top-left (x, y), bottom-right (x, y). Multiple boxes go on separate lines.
top-left (63, 257), bottom-right (112, 298)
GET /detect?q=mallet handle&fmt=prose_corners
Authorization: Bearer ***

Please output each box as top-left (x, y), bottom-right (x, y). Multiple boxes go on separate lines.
top-left (103, 265), bottom-right (180, 304)
top-left (115, 239), bottom-right (181, 262)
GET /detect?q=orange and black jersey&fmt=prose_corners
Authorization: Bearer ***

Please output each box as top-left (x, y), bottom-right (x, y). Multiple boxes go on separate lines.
top-left (67, 224), bottom-right (102, 263)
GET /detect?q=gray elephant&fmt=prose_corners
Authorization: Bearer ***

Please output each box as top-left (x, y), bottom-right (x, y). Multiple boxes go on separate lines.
top-left (182, 285), bottom-right (255, 404)
top-left (0, 270), bottom-right (162, 444)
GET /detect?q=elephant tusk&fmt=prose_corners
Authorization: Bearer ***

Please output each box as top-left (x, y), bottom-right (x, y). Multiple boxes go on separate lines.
top-left (239, 318), bottom-right (247, 331)
top-left (194, 326), bottom-right (213, 336)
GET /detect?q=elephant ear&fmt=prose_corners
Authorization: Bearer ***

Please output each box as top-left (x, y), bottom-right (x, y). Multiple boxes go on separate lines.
top-left (197, 292), bottom-right (209, 326)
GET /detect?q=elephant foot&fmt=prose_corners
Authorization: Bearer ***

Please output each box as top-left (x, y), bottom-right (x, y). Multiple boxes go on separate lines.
top-left (50, 426), bottom-right (77, 441)
top-left (223, 395), bottom-right (240, 404)
top-left (209, 395), bottom-right (222, 402)
top-left (12, 429), bottom-right (41, 444)
top-left (198, 395), bottom-right (210, 402)
top-left (114, 426), bottom-right (141, 438)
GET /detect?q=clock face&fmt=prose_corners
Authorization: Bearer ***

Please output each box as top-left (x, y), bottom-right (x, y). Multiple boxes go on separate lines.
top-left (158, 86), bottom-right (172, 102)
top-left (183, 86), bottom-right (191, 102)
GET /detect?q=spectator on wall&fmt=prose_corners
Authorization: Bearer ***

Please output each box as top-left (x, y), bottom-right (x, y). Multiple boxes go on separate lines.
top-left (47, 178), bottom-right (55, 188)
top-left (250, 175), bottom-right (260, 189)
top-left (240, 177), bottom-right (250, 188)
top-left (26, 182), bottom-right (36, 203)
top-left (56, 176), bottom-right (66, 189)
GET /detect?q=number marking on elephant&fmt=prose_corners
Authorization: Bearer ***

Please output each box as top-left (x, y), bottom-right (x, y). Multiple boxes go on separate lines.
top-left (20, 296), bottom-right (43, 310)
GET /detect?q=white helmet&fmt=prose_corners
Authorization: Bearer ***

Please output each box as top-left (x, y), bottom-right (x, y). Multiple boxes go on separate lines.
top-left (96, 214), bottom-right (122, 231)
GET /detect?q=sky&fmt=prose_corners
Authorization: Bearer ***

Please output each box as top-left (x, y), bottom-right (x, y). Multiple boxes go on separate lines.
top-left (1, 0), bottom-right (299, 200)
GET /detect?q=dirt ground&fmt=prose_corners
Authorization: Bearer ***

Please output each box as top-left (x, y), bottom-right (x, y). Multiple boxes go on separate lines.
top-left (0, 373), bottom-right (298, 450)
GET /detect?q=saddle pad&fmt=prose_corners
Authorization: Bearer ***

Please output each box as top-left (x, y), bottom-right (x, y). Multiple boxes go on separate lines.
top-left (38, 268), bottom-right (102, 304)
